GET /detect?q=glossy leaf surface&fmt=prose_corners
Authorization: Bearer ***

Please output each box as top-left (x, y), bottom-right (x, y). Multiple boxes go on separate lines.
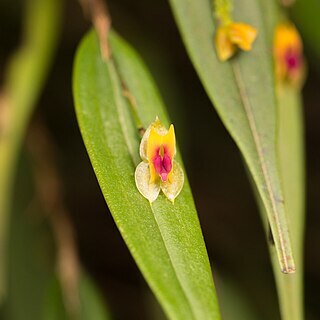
top-left (73, 30), bottom-right (220, 320)
top-left (168, 0), bottom-right (295, 273)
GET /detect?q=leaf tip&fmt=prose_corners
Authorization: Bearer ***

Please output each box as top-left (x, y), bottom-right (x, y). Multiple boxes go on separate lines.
top-left (280, 253), bottom-right (296, 274)
top-left (281, 265), bottom-right (296, 274)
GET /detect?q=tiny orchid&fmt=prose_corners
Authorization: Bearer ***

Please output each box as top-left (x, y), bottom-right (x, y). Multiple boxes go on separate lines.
top-left (213, 0), bottom-right (257, 61)
top-left (135, 117), bottom-right (184, 203)
top-left (274, 22), bottom-right (304, 87)
top-left (215, 22), bottom-right (258, 61)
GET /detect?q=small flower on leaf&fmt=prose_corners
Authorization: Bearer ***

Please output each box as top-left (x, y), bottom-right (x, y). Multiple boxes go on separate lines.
top-left (215, 22), bottom-right (258, 61)
top-left (135, 117), bottom-right (184, 203)
top-left (274, 22), bottom-right (305, 87)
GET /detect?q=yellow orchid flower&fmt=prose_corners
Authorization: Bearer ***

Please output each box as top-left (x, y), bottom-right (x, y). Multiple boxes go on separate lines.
top-left (135, 117), bottom-right (184, 203)
top-left (274, 22), bottom-right (304, 87)
top-left (215, 22), bottom-right (258, 61)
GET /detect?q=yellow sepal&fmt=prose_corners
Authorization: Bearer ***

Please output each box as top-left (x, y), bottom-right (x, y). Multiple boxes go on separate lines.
top-left (229, 22), bottom-right (257, 51)
top-left (215, 22), bottom-right (257, 61)
top-left (215, 26), bottom-right (236, 61)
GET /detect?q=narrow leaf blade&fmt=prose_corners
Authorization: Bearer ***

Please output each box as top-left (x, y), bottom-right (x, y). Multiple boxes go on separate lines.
top-left (271, 85), bottom-right (305, 320)
top-left (73, 30), bottom-right (220, 320)
top-left (43, 273), bottom-right (111, 320)
top-left (168, 0), bottom-right (295, 272)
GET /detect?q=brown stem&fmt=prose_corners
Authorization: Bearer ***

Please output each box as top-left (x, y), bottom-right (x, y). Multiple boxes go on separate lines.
top-left (280, 0), bottom-right (295, 7)
top-left (82, 0), bottom-right (112, 61)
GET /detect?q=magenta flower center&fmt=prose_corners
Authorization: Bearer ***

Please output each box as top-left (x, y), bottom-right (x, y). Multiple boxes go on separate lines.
top-left (285, 48), bottom-right (301, 72)
top-left (153, 147), bottom-right (172, 182)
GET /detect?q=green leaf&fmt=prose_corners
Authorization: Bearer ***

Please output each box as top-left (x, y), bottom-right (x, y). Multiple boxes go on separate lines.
top-left (3, 154), bottom-right (55, 320)
top-left (0, 0), bottom-right (62, 300)
top-left (4, 153), bottom-right (111, 320)
top-left (73, 30), bottom-right (220, 320)
top-left (168, 0), bottom-right (295, 273)
top-left (254, 85), bottom-right (305, 320)
top-left (215, 273), bottom-right (259, 320)
top-left (43, 278), bottom-right (68, 320)
top-left (257, 3), bottom-right (306, 318)
top-left (270, 85), bottom-right (305, 320)
top-left (43, 273), bottom-right (111, 320)
top-left (78, 273), bottom-right (111, 320)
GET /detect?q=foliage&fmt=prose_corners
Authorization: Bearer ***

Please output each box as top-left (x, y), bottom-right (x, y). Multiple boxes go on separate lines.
top-left (73, 30), bottom-right (220, 320)
top-left (0, 0), bottom-right (313, 319)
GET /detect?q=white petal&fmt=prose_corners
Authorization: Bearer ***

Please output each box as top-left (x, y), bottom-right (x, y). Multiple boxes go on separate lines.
top-left (139, 125), bottom-right (151, 161)
top-left (135, 162), bottom-right (160, 203)
top-left (161, 160), bottom-right (184, 203)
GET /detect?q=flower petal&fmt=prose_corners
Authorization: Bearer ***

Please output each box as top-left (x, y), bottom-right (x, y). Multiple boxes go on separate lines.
top-left (161, 124), bottom-right (176, 158)
top-left (229, 23), bottom-right (257, 51)
top-left (161, 160), bottom-right (184, 203)
top-left (135, 161), bottom-right (160, 203)
top-left (215, 26), bottom-right (236, 61)
top-left (274, 23), bottom-right (302, 57)
top-left (274, 22), bottom-right (304, 87)
top-left (139, 124), bottom-right (151, 161)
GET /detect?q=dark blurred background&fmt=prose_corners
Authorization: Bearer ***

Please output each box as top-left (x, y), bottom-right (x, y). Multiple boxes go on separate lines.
top-left (0, 0), bottom-right (319, 319)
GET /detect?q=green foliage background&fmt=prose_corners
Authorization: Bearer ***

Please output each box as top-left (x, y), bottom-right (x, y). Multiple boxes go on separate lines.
top-left (0, 0), bottom-right (319, 319)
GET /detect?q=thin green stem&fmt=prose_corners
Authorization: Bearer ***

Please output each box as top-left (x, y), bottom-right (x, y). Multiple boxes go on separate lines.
top-left (213, 0), bottom-right (233, 24)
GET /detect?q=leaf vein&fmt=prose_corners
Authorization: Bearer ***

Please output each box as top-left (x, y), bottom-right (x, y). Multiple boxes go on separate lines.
top-left (232, 60), bottom-right (294, 273)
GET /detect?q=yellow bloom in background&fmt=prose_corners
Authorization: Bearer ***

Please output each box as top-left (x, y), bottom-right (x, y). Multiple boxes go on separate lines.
top-left (274, 22), bottom-right (304, 87)
top-left (135, 117), bottom-right (184, 203)
top-left (215, 22), bottom-right (258, 61)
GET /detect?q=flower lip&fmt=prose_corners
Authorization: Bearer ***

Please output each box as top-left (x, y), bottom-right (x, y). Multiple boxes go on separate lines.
top-left (153, 148), bottom-right (173, 182)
